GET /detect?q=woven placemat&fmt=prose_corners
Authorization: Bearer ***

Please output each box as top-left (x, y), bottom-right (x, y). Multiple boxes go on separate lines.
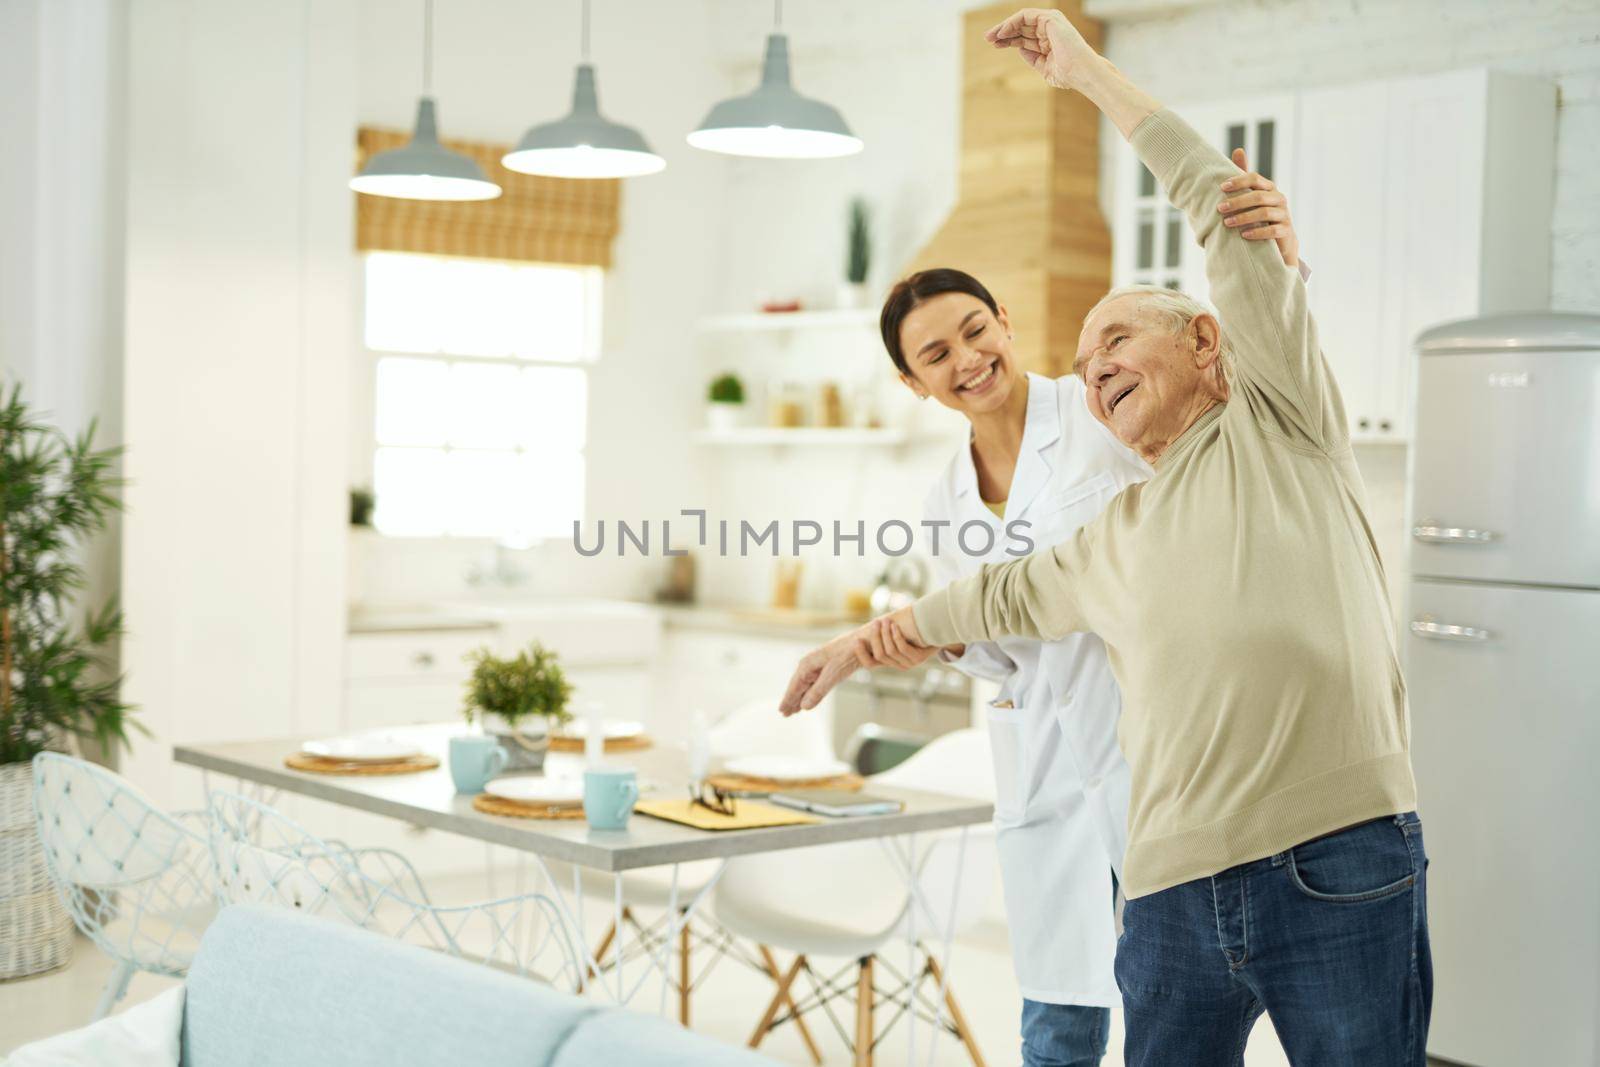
top-left (284, 753), bottom-right (440, 776)
top-left (546, 734), bottom-right (653, 754)
top-left (706, 772), bottom-right (865, 795)
top-left (472, 794), bottom-right (591, 821)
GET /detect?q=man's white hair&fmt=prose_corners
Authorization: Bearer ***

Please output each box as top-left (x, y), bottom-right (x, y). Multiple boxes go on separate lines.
top-left (1079, 284), bottom-right (1234, 379)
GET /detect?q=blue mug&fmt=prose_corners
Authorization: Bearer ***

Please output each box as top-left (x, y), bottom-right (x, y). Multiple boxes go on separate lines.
top-left (450, 735), bottom-right (507, 794)
top-left (583, 767), bottom-right (639, 831)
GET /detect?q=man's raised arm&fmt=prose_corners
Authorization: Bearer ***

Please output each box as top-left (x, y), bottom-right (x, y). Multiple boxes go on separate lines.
top-left (988, 9), bottom-right (1346, 448)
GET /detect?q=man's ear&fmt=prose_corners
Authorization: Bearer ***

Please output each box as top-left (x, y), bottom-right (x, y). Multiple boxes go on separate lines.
top-left (1189, 314), bottom-right (1221, 369)
top-left (899, 370), bottom-right (928, 399)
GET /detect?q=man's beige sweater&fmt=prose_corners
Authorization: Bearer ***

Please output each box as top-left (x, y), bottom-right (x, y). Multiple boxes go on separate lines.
top-left (912, 109), bottom-right (1417, 899)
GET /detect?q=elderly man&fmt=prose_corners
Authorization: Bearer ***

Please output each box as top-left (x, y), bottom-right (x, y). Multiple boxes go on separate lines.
top-left (781, 10), bottom-right (1430, 1066)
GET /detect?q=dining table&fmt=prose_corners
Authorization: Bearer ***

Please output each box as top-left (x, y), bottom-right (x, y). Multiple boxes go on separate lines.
top-left (173, 722), bottom-right (993, 1065)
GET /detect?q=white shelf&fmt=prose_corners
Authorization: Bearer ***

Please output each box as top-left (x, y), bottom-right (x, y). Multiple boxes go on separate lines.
top-left (697, 308), bottom-right (877, 334)
top-left (691, 427), bottom-right (910, 446)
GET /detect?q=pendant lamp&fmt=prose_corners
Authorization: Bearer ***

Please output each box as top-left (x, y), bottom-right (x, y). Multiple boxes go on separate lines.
top-left (351, 0), bottom-right (501, 201)
top-left (688, 0), bottom-right (861, 159)
top-left (502, 0), bottom-right (665, 179)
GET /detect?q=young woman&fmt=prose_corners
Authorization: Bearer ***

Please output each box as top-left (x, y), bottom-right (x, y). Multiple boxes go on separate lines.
top-left (877, 159), bottom-right (1303, 1067)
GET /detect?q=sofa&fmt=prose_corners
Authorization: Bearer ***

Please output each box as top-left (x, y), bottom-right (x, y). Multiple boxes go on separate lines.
top-left (10, 904), bottom-right (780, 1067)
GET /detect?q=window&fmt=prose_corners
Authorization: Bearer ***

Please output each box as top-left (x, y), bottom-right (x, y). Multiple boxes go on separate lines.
top-left (363, 252), bottom-right (601, 541)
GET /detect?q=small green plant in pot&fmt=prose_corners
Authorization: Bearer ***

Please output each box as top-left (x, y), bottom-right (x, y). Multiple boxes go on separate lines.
top-left (706, 373), bottom-right (745, 434)
top-left (839, 197), bottom-right (871, 308)
top-left (462, 642), bottom-right (573, 773)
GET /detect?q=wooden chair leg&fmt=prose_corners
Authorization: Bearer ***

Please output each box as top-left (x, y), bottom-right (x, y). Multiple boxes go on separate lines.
top-left (750, 955), bottom-right (805, 1049)
top-left (578, 919), bottom-right (616, 992)
top-left (855, 956), bottom-right (875, 1067)
top-left (926, 953), bottom-right (986, 1067)
top-left (678, 910), bottom-right (691, 1027)
top-left (758, 944), bottom-right (824, 1066)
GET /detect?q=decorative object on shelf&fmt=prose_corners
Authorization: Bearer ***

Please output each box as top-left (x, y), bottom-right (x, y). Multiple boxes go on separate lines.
top-left (817, 381), bottom-right (845, 427)
top-left (462, 642), bottom-right (574, 773)
top-left (0, 383), bottom-right (137, 979)
top-left (843, 587), bottom-right (873, 619)
top-left (349, 486), bottom-right (375, 527)
top-left (688, 0), bottom-right (861, 159)
top-left (706, 373), bottom-right (746, 433)
top-left (760, 299), bottom-right (803, 314)
top-left (767, 380), bottom-right (806, 428)
top-left (350, 0), bottom-right (500, 201)
top-left (502, 0), bottom-right (664, 179)
top-left (838, 197), bottom-right (871, 308)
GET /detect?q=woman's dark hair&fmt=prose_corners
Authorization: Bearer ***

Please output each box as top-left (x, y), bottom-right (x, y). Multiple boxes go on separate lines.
top-left (879, 268), bottom-right (1000, 376)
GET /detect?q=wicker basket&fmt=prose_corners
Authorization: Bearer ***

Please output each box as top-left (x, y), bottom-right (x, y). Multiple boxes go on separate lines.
top-left (0, 760), bottom-right (73, 978)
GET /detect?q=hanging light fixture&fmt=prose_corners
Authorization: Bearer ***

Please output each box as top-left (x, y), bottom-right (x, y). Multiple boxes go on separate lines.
top-left (350, 0), bottom-right (501, 201)
top-left (502, 0), bottom-right (665, 179)
top-left (688, 0), bottom-right (861, 159)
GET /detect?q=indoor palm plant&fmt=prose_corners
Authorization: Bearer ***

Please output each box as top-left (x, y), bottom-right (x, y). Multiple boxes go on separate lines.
top-left (462, 642), bottom-right (573, 772)
top-left (0, 382), bottom-right (137, 978)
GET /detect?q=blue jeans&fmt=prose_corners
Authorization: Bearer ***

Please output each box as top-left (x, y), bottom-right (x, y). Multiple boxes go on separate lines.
top-left (1021, 1000), bottom-right (1110, 1067)
top-left (1116, 812), bottom-right (1432, 1067)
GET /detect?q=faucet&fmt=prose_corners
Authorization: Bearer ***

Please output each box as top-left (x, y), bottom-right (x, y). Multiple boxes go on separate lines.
top-left (464, 542), bottom-right (530, 588)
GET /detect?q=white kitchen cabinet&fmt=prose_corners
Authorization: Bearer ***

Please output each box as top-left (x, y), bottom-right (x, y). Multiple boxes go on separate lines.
top-left (655, 628), bottom-right (824, 745)
top-left (343, 628), bottom-right (490, 732)
top-left (1112, 69), bottom-right (1555, 443)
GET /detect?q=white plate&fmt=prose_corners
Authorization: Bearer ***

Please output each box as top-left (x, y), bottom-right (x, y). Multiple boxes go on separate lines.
top-left (722, 755), bottom-right (852, 782)
top-left (483, 776), bottom-right (586, 806)
top-left (301, 735), bottom-right (423, 764)
top-left (555, 720), bottom-right (646, 741)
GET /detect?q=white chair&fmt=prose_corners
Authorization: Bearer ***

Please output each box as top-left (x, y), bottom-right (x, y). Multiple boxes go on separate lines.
top-left (540, 698), bottom-right (835, 1047)
top-left (712, 728), bottom-right (997, 1067)
top-left (31, 752), bottom-right (218, 1021)
top-left (207, 790), bottom-right (582, 990)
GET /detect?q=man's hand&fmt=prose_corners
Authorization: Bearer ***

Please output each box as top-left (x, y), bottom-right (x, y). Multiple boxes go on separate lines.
top-left (984, 9), bottom-right (1098, 91)
top-left (1219, 148), bottom-right (1300, 268)
top-left (778, 608), bottom-right (931, 716)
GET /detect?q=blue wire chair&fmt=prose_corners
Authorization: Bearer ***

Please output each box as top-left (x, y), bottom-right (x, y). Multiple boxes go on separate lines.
top-left (207, 790), bottom-right (582, 990)
top-left (31, 752), bottom-right (217, 1020)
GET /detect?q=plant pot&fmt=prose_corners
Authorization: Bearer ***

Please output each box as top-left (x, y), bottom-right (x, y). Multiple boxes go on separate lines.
top-left (706, 402), bottom-right (744, 434)
top-left (836, 281), bottom-right (869, 309)
top-left (480, 714), bottom-right (550, 773)
top-left (0, 761), bottom-right (73, 978)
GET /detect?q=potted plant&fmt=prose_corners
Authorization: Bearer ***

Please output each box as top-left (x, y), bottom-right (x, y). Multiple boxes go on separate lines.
top-left (349, 486), bottom-right (375, 527)
top-left (706, 373), bottom-right (746, 434)
top-left (462, 642), bottom-right (573, 773)
top-left (0, 382), bottom-right (138, 979)
top-left (838, 197), bottom-right (871, 308)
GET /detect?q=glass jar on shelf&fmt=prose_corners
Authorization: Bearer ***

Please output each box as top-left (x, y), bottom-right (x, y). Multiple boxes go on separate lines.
top-left (767, 379), bottom-right (807, 428)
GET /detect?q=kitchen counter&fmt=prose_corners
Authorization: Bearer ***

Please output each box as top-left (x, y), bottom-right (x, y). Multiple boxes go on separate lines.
top-left (349, 600), bottom-right (859, 644)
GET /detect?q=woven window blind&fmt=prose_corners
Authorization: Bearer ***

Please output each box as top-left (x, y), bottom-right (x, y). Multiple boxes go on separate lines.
top-left (354, 127), bottom-right (621, 267)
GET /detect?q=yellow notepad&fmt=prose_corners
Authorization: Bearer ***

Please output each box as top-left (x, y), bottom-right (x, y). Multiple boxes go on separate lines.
top-left (634, 798), bottom-right (820, 831)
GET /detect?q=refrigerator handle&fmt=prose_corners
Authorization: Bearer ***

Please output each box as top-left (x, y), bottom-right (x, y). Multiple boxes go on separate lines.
top-left (1412, 523), bottom-right (1497, 545)
top-left (1410, 618), bottom-right (1493, 643)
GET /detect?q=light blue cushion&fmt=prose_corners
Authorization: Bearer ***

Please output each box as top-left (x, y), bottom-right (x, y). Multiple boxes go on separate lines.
top-left (556, 1011), bottom-right (778, 1067)
top-left (180, 905), bottom-right (780, 1067)
top-left (181, 905), bottom-right (596, 1067)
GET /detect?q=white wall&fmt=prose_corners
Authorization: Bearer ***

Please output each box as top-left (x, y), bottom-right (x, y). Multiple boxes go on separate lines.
top-left (0, 0), bottom-right (128, 760)
top-left (119, 0), bottom-right (355, 803)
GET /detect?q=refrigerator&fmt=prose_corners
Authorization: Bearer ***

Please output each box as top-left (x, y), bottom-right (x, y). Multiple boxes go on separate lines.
top-left (1405, 312), bottom-right (1600, 1067)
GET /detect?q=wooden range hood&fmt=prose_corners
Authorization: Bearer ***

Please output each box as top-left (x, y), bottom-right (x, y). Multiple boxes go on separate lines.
top-left (908, 1), bottom-right (1109, 378)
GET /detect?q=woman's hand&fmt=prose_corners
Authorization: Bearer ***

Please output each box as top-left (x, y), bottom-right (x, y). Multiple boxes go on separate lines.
top-left (1219, 148), bottom-right (1300, 268)
top-left (778, 608), bottom-right (931, 715)
top-left (984, 8), bottom-right (1098, 91)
